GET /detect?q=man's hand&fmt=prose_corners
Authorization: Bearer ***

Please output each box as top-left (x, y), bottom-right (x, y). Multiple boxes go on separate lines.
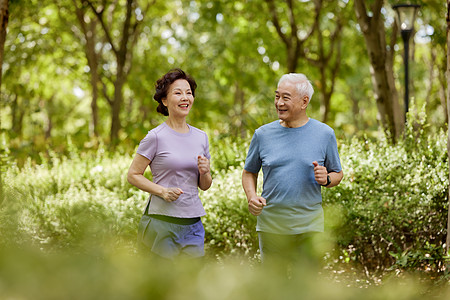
top-left (162, 187), bottom-right (184, 202)
top-left (248, 196), bottom-right (266, 216)
top-left (312, 161), bottom-right (328, 186)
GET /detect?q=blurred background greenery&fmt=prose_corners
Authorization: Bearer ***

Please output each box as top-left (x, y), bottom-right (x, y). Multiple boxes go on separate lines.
top-left (1, 0), bottom-right (450, 298)
top-left (0, 0), bottom-right (447, 158)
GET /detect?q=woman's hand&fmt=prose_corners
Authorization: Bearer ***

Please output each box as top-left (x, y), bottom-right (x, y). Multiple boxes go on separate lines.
top-left (197, 155), bottom-right (210, 176)
top-left (161, 187), bottom-right (183, 202)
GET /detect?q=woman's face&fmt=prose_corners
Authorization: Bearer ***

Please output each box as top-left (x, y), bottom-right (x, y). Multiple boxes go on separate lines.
top-left (162, 79), bottom-right (194, 118)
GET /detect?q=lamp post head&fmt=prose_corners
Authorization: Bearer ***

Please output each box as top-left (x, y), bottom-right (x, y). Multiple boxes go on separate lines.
top-left (393, 4), bottom-right (420, 32)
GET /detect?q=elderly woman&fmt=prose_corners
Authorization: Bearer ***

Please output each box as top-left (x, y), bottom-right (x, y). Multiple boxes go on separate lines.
top-left (128, 68), bottom-right (212, 259)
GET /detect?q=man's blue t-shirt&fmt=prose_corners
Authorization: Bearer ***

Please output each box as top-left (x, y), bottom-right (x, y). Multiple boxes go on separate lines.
top-left (244, 119), bottom-right (342, 235)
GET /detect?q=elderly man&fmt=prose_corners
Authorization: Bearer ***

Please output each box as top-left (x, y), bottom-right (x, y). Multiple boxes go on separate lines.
top-left (242, 73), bottom-right (343, 266)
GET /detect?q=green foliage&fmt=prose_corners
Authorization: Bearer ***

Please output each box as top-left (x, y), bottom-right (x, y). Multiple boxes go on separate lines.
top-left (1, 115), bottom-right (450, 280)
top-left (2, 0), bottom-right (448, 154)
top-left (2, 149), bottom-right (144, 251)
top-left (324, 112), bottom-right (449, 274)
top-left (202, 165), bottom-right (258, 259)
top-left (1, 245), bottom-right (448, 300)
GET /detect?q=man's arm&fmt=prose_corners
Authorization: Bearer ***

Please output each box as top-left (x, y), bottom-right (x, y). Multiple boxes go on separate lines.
top-left (242, 169), bottom-right (266, 216)
top-left (312, 161), bottom-right (343, 188)
top-left (326, 170), bottom-right (343, 188)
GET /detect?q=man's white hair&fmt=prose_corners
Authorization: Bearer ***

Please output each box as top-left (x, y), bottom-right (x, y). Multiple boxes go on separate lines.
top-left (278, 73), bottom-right (314, 100)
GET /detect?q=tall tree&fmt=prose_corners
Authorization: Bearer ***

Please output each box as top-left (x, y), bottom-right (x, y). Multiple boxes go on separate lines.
top-left (264, 0), bottom-right (348, 123)
top-left (0, 0), bottom-right (9, 89)
top-left (354, 0), bottom-right (403, 141)
top-left (71, 0), bottom-right (101, 138)
top-left (84, 0), bottom-right (153, 145)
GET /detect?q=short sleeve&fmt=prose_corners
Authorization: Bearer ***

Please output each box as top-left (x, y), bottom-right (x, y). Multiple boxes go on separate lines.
top-left (204, 133), bottom-right (211, 160)
top-left (136, 131), bottom-right (157, 161)
top-left (244, 131), bottom-right (262, 173)
top-left (324, 131), bottom-right (342, 173)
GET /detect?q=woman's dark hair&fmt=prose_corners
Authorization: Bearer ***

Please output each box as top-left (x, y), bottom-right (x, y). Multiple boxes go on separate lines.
top-left (153, 68), bottom-right (197, 116)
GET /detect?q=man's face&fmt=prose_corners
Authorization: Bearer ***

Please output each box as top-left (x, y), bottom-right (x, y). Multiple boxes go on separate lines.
top-left (274, 80), bottom-right (307, 122)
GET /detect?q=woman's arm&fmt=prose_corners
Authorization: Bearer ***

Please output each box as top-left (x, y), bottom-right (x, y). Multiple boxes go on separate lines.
top-left (197, 155), bottom-right (212, 191)
top-left (127, 154), bottom-right (183, 202)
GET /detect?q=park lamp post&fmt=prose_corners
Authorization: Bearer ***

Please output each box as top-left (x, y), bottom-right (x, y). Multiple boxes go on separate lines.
top-left (392, 3), bottom-right (420, 123)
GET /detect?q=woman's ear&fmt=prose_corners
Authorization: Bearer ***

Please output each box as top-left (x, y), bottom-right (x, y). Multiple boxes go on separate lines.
top-left (162, 98), bottom-right (167, 107)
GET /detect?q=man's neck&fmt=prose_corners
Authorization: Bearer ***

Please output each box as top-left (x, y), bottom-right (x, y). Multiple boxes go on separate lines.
top-left (279, 116), bottom-right (310, 128)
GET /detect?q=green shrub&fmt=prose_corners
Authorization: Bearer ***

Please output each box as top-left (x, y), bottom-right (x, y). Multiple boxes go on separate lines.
top-left (324, 115), bottom-right (449, 274)
top-left (202, 165), bottom-right (259, 260)
top-left (2, 117), bottom-right (449, 276)
top-left (2, 150), bottom-right (145, 251)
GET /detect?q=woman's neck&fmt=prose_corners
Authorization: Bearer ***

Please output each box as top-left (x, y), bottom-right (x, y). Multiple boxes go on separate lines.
top-left (165, 117), bottom-right (189, 133)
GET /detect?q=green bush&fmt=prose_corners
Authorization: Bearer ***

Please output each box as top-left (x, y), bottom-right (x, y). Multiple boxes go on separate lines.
top-left (1, 150), bottom-right (144, 251)
top-left (202, 165), bottom-right (259, 260)
top-left (1, 116), bottom-right (449, 276)
top-left (324, 115), bottom-right (449, 274)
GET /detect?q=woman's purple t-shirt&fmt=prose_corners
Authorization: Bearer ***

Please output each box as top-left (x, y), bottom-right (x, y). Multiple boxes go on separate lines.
top-left (137, 122), bottom-right (211, 218)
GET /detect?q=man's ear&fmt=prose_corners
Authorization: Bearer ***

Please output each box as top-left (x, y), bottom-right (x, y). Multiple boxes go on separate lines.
top-left (302, 96), bottom-right (309, 109)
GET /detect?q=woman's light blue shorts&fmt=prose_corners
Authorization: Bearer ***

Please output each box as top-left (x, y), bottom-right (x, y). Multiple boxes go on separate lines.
top-left (138, 215), bottom-right (205, 259)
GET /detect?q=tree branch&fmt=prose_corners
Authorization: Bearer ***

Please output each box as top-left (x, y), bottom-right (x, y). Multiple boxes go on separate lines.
top-left (303, 0), bottom-right (322, 42)
top-left (325, 17), bottom-right (344, 63)
top-left (371, 0), bottom-right (384, 22)
top-left (354, 0), bottom-right (370, 33)
top-left (100, 78), bottom-right (113, 106)
top-left (386, 16), bottom-right (398, 65)
top-left (286, 0), bottom-right (297, 40)
top-left (265, 0), bottom-right (291, 48)
top-left (84, 0), bottom-right (118, 55)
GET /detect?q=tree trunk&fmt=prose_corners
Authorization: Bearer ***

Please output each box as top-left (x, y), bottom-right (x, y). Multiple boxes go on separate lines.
top-left (86, 0), bottom-right (147, 146)
top-left (0, 0), bottom-right (9, 89)
top-left (84, 18), bottom-right (100, 138)
top-left (234, 81), bottom-right (246, 139)
top-left (354, 0), bottom-right (403, 141)
top-left (73, 0), bottom-right (100, 138)
top-left (350, 93), bottom-right (363, 131)
top-left (11, 94), bottom-right (24, 138)
top-left (43, 96), bottom-right (54, 141)
top-left (319, 66), bottom-right (331, 122)
top-left (424, 48), bottom-right (437, 117)
top-left (439, 64), bottom-right (448, 125)
top-left (110, 72), bottom-right (125, 145)
top-left (287, 45), bottom-right (299, 73)
top-left (445, 0), bottom-right (450, 256)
